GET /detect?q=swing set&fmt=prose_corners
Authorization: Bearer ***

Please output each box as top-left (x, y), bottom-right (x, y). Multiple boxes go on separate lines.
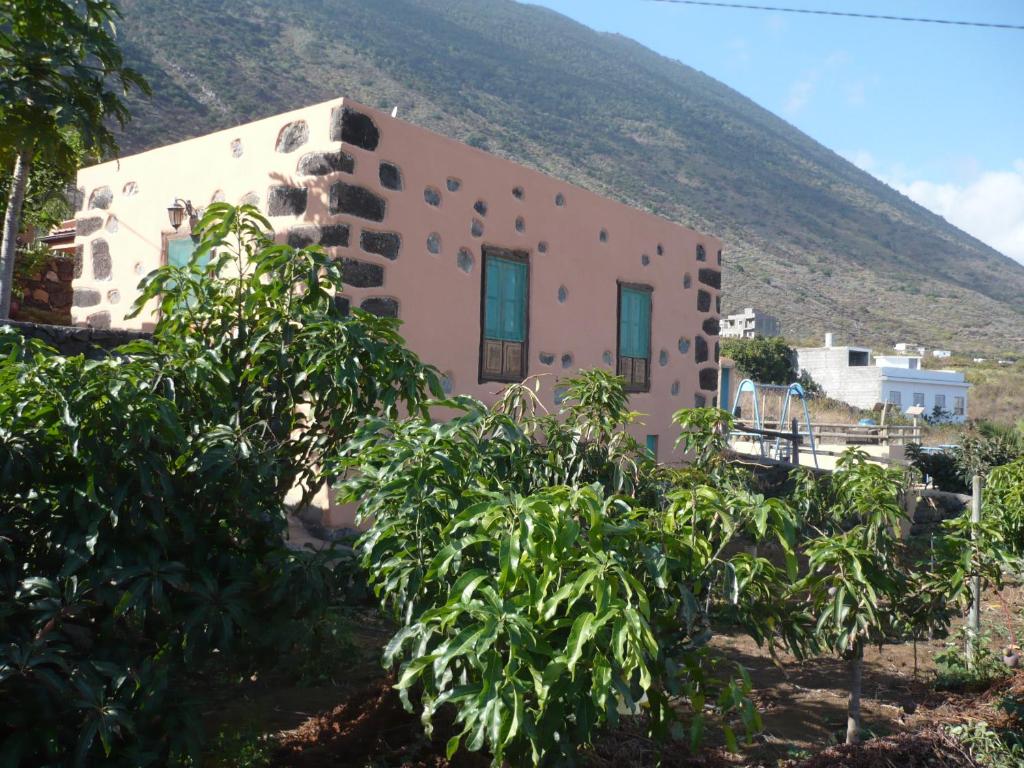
top-left (729, 379), bottom-right (820, 468)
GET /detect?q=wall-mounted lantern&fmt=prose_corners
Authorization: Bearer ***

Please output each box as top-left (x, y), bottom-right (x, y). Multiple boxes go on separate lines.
top-left (166, 199), bottom-right (201, 231)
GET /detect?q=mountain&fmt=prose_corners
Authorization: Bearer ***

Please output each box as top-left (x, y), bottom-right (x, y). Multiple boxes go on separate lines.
top-left (112, 0), bottom-right (1024, 354)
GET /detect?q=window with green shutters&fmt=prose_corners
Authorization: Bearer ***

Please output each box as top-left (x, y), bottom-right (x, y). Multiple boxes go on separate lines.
top-left (480, 247), bottom-right (529, 382)
top-left (617, 283), bottom-right (652, 392)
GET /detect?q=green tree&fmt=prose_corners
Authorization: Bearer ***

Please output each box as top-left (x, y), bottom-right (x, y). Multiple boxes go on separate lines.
top-left (0, 0), bottom-right (149, 318)
top-left (721, 336), bottom-right (796, 385)
top-left (0, 204), bottom-right (438, 764)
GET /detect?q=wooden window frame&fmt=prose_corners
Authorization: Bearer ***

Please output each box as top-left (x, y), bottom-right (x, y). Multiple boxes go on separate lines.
top-left (616, 281), bottom-right (653, 393)
top-left (479, 245), bottom-right (530, 384)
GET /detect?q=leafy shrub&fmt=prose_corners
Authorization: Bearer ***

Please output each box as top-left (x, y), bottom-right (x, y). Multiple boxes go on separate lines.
top-left (947, 720), bottom-right (1024, 768)
top-left (0, 205), bottom-right (437, 765)
top-left (341, 383), bottom-right (786, 764)
top-left (905, 443), bottom-right (967, 493)
top-left (933, 630), bottom-right (1010, 693)
top-left (986, 459), bottom-right (1024, 556)
top-left (720, 336), bottom-right (796, 385)
top-left (956, 428), bottom-right (1024, 484)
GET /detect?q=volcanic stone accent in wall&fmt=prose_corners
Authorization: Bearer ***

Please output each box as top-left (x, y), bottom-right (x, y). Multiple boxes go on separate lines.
top-left (702, 317), bottom-right (720, 336)
top-left (76, 217), bottom-right (103, 237)
top-left (695, 336), bottom-right (709, 364)
top-left (73, 246), bottom-right (83, 279)
top-left (474, 200), bottom-right (487, 216)
top-left (696, 244), bottom-right (706, 262)
top-left (379, 162), bottom-right (403, 190)
top-left (659, 350), bottom-right (669, 366)
top-left (360, 296), bottom-right (398, 317)
top-left (561, 353), bottom-right (573, 369)
top-left (603, 351), bottom-right (613, 365)
top-left (105, 216), bottom-right (119, 233)
top-left (539, 352), bottom-right (555, 365)
top-left (276, 120), bottom-right (309, 153)
top-left (678, 337), bottom-right (691, 354)
top-left (320, 224), bottom-right (350, 247)
top-left (72, 186), bottom-right (85, 211)
top-left (641, 254), bottom-right (650, 266)
top-left (333, 295), bottom-right (350, 316)
top-left (88, 186), bottom-right (113, 210)
top-left (86, 311), bottom-right (111, 330)
top-left (92, 239), bottom-right (111, 280)
top-left (699, 368), bottom-right (718, 392)
top-left (360, 230), bottom-right (401, 260)
top-left (698, 268), bottom-right (721, 289)
top-left (267, 186), bottom-right (308, 216)
top-left (694, 393), bottom-right (707, 408)
top-left (671, 381), bottom-right (680, 396)
top-left (330, 182), bottom-right (385, 221)
top-left (297, 150), bottom-right (355, 176)
top-left (287, 226), bottom-right (320, 248)
top-left (471, 219), bottom-right (484, 237)
top-left (231, 139), bottom-right (243, 158)
top-left (715, 341), bottom-right (720, 363)
top-left (457, 248), bottom-right (474, 273)
top-left (338, 258), bottom-right (384, 288)
top-left (331, 107), bottom-right (380, 151)
top-left (683, 273), bottom-right (692, 289)
top-left (697, 289), bottom-right (711, 313)
top-left (0, 320), bottom-right (150, 358)
top-left (72, 289), bottom-right (101, 307)
top-left (427, 233), bottom-right (441, 254)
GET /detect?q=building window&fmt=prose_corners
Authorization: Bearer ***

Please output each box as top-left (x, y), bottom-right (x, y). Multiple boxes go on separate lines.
top-left (954, 396), bottom-right (965, 416)
top-left (934, 394), bottom-right (946, 410)
top-left (848, 350), bottom-right (869, 366)
top-left (166, 236), bottom-right (209, 269)
top-left (912, 392), bottom-right (925, 407)
top-left (617, 283), bottom-right (652, 392)
top-left (646, 434), bottom-right (659, 460)
top-left (480, 247), bottom-right (529, 382)
top-left (887, 391), bottom-right (902, 406)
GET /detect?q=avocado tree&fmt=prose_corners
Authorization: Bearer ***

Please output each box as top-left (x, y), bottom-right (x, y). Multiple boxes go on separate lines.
top-left (0, 0), bottom-right (149, 317)
top-left (796, 451), bottom-right (942, 745)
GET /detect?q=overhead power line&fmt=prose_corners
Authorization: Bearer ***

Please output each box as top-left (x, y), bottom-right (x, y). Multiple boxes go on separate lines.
top-left (643, 0), bottom-right (1024, 31)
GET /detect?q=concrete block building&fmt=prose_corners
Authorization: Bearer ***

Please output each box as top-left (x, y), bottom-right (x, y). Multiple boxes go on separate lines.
top-left (69, 96), bottom-right (723, 481)
top-left (797, 336), bottom-right (969, 422)
top-left (718, 307), bottom-right (780, 339)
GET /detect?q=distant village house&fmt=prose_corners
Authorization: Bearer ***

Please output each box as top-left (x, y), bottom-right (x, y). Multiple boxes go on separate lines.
top-left (718, 307), bottom-right (781, 339)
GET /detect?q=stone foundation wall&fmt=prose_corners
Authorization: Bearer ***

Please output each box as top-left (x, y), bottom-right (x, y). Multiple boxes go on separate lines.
top-left (907, 489), bottom-right (969, 537)
top-left (11, 255), bottom-right (76, 325)
top-left (0, 320), bottom-right (150, 359)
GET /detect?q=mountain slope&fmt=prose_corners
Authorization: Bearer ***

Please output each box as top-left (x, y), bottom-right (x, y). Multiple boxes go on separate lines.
top-left (113, 0), bottom-right (1024, 353)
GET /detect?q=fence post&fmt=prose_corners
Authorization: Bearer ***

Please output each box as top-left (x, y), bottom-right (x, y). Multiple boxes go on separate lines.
top-left (966, 474), bottom-right (983, 668)
top-left (791, 418), bottom-right (800, 465)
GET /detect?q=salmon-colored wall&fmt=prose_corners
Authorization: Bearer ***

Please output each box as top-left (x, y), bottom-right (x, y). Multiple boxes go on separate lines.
top-left (73, 96), bottom-right (722, 519)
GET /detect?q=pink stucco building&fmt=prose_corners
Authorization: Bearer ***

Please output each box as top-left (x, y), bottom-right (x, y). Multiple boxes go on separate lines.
top-left (71, 96), bottom-right (722, 515)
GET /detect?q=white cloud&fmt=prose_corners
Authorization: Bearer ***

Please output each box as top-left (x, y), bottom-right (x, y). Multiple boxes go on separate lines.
top-left (785, 78), bottom-right (815, 113)
top-left (893, 162), bottom-right (1024, 265)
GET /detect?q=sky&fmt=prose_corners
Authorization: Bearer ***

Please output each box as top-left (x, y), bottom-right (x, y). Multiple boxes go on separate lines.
top-left (526, 0), bottom-right (1024, 265)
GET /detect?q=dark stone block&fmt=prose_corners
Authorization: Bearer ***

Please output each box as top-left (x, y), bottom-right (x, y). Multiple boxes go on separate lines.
top-left (715, 342), bottom-right (720, 363)
top-left (602, 350), bottom-right (613, 365)
top-left (446, 178), bottom-right (461, 192)
top-left (558, 286), bottom-right (568, 303)
top-left (694, 393), bottom-right (707, 408)
top-left (561, 353), bottom-right (573, 369)
top-left (599, 229), bottom-right (607, 242)
top-left (92, 240), bottom-right (111, 280)
top-left (86, 311), bottom-right (111, 330)
top-left (656, 244), bottom-right (664, 256)
top-left (474, 200), bottom-right (487, 216)
top-left (698, 268), bottom-right (721, 289)
top-left (697, 289), bottom-right (711, 313)
top-left (287, 226), bottom-right (319, 248)
top-left (88, 186), bottom-right (112, 210)
top-left (513, 186), bottom-right (524, 200)
top-left (659, 349), bottom-right (669, 366)
top-left (320, 224), bottom-right (350, 247)
top-left (457, 248), bottom-right (474, 273)
top-left (360, 230), bottom-right (401, 260)
top-left (297, 150), bottom-right (354, 176)
top-left (76, 217), bottom-right (103, 237)
top-left (538, 241), bottom-right (548, 253)
top-left (515, 217), bottom-right (525, 233)
top-left (267, 186), bottom-right (308, 216)
top-left (231, 139), bottom-right (243, 158)
top-left (702, 317), bottom-right (720, 336)
top-left (339, 258), bottom-right (384, 288)
top-left (717, 249), bottom-right (723, 265)
top-left (73, 246), bottom-right (83, 280)
top-left (73, 289), bottom-right (101, 307)
top-left (379, 162), bottom-right (403, 190)
top-left (276, 120), bottom-right (309, 153)
top-left (330, 182), bottom-right (386, 221)
top-left (671, 381), bottom-right (680, 396)
top-left (696, 244), bottom-right (706, 262)
top-left (73, 186), bottom-right (85, 211)
top-left (424, 187), bottom-right (441, 206)
top-left (699, 367), bottom-right (718, 392)
top-left (0, 320), bottom-right (149, 358)
top-left (360, 296), bottom-right (398, 317)
top-left (641, 254), bottom-right (650, 266)
top-left (695, 336), bottom-right (709, 364)
top-left (683, 273), bottom-right (692, 289)
top-left (716, 296), bottom-right (721, 313)
top-left (471, 218), bottom-right (483, 237)
top-left (427, 233), bottom-right (441, 254)
top-left (539, 352), bottom-right (555, 365)
top-left (678, 337), bottom-right (691, 354)
top-left (331, 107), bottom-right (380, 151)
top-left (333, 295), bottom-right (350, 316)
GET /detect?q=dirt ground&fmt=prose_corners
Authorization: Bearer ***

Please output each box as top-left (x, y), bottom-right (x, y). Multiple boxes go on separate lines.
top-left (200, 589), bottom-right (1024, 767)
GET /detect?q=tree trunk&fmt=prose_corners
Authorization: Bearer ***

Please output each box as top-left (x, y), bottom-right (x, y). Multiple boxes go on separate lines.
top-left (846, 640), bottom-right (863, 745)
top-left (0, 148), bottom-right (32, 320)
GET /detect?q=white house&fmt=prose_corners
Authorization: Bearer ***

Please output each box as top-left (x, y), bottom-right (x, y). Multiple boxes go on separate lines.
top-left (796, 336), bottom-right (969, 422)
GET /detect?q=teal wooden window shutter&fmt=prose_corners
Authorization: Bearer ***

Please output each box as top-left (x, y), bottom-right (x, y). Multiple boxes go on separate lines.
top-left (167, 238), bottom-right (210, 269)
top-left (484, 257), bottom-right (526, 342)
top-left (481, 250), bottom-right (528, 382)
top-left (618, 285), bottom-right (652, 391)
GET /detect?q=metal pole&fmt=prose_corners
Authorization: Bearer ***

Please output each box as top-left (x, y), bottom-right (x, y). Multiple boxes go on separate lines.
top-left (966, 474), bottom-right (983, 668)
